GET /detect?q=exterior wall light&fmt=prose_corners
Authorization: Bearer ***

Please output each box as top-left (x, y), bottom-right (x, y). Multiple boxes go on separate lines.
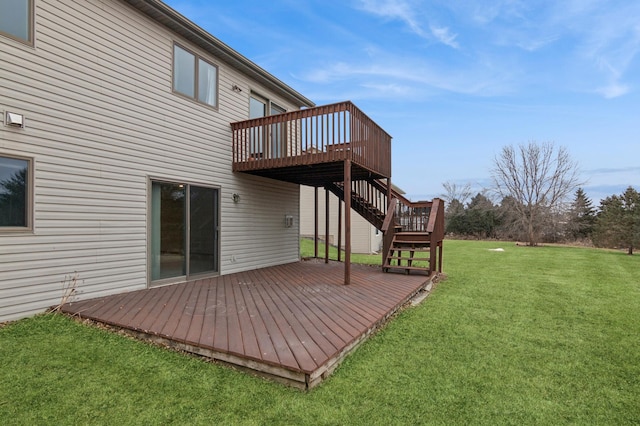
top-left (232, 193), bottom-right (240, 203)
top-left (6, 112), bottom-right (25, 128)
top-left (284, 215), bottom-right (294, 228)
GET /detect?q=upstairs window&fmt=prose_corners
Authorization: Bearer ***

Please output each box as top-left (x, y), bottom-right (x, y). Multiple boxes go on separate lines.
top-left (249, 94), bottom-right (287, 159)
top-left (0, 155), bottom-right (32, 230)
top-left (173, 44), bottom-right (218, 108)
top-left (0, 0), bottom-right (33, 44)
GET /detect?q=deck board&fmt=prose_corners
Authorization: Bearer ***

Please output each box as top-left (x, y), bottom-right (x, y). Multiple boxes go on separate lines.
top-left (248, 279), bottom-right (298, 368)
top-left (137, 286), bottom-right (178, 332)
top-left (158, 281), bottom-right (190, 337)
top-left (225, 274), bottom-right (245, 356)
top-left (183, 280), bottom-right (206, 345)
top-left (233, 280), bottom-right (262, 361)
top-left (61, 260), bottom-right (434, 389)
top-left (195, 284), bottom-right (216, 348)
top-left (170, 281), bottom-right (200, 342)
top-left (240, 279), bottom-right (281, 365)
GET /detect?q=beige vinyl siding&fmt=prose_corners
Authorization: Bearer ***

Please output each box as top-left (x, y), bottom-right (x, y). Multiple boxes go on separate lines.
top-left (299, 185), bottom-right (382, 254)
top-left (0, 0), bottom-right (300, 321)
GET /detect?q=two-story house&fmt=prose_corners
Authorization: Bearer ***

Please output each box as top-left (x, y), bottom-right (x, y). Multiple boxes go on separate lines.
top-left (1, 0), bottom-right (443, 323)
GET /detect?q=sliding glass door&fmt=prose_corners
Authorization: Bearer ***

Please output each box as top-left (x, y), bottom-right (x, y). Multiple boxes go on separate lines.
top-left (151, 181), bottom-right (219, 283)
top-left (189, 185), bottom-right (218, 275)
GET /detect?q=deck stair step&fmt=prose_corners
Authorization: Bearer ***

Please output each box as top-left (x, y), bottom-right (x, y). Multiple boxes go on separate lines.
top-left (383, 232), bottom-right (431, 275)
top-left (322, 179), bottom-right (443, 277)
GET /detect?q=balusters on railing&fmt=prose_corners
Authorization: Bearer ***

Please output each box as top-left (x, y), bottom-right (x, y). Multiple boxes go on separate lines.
top-left (231, 101), bottom-right (392, 178)
top-left (391, 198), bottom-right (433, 232)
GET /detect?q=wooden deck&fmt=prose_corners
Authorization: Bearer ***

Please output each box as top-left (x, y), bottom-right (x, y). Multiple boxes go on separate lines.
top-left (231, 101), bottom-right (392, 186)
top-left (61, 260), bottom-right (434, 389)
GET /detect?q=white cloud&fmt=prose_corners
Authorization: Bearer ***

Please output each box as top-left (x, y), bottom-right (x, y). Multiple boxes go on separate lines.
top-left (445, 1), bottom-right (640, 97)
top-left (465, 0), bottom-right (529, 25)
top-left (544, 2), bottom-right (640, 97)
top-left (355, 0), bottom-right (459, 48)
top-left (596, 82), bottom-right (630, 99)
top-left (514, 34), bottom-right (559, 52)
top-left (359, 82), bottom-right (413, 97)
top-left (295, 56), bottom-right (515, 100)
top-left (356, 0), bottom-right (423, 34)
top-left (429, 25), bottom-right (459, 49)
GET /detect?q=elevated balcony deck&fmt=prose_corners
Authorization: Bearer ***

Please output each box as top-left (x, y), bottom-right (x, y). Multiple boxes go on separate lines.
top-left (231, 101), bottom-right (391, 187)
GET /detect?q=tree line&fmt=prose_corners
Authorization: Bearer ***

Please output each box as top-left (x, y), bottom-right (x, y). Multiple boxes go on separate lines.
top-left (441, 142), bottom-right (640, 254)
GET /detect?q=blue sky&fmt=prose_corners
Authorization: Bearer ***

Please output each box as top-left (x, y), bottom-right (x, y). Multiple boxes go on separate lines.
top-left (165, 0), bottom-right (640, 204)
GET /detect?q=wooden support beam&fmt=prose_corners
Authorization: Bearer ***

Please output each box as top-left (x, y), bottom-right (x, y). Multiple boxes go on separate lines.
top-left (337, 198), bottom-right (342, 262)
top-left (314, 187), bottom-right (318, 258)
top-left (387, 177), bottom-right (392, 205)
top-left (344, 159), bottom-right (351, 285)
top-left (325, 188), bottom-right (330, 263)
top-left (383, 177), bottom-right (392, 266)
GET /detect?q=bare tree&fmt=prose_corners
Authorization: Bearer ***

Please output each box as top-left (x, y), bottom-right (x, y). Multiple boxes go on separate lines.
top-left (491, 142), bottom-right (581, 246)
top-left (440, 181), bottom-right (472, 206)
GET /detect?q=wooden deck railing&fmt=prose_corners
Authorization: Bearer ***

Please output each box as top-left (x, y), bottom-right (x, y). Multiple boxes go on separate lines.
top-left (381, 196), bottom-right (445, 271)
top-left (231, 101), bottom-right (392, 178)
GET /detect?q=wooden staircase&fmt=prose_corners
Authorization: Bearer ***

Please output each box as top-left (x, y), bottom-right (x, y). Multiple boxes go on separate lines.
top-left (383, 231), bottom-right (432, 274)
top-left (325, 179), bottom-right (445, 276)
top-left (325, 180), bottom-right (386, 230)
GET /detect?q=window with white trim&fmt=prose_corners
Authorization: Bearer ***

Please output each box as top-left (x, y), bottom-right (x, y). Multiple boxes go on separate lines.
top-left (173, 44), bottom-right (218, 108)
top-left (0, 155), bottom-right (32, 229)
top-left (0, 0), bottom-right (33, 44)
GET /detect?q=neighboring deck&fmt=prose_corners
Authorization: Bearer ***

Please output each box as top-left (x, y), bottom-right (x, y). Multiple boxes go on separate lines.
top-left (61, 260), bottom-right (435, 389)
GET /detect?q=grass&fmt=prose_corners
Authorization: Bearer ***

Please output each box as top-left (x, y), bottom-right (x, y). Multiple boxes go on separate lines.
top-left (300, 237), bottom-right (430, 267)
top-left (1, 240), bottom-right (639, 424)
top-left (300, 237), bottom-right (382, 264)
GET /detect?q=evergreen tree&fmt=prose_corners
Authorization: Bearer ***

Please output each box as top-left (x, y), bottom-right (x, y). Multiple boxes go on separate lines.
top-left (444, 198), bottom-right (466, 235)
top-left (593, 186), bottom-right (640, 254)
top-left (567, 188), bottom-right (596, 239)
top-left (466, 193), bottom-right (500, 239)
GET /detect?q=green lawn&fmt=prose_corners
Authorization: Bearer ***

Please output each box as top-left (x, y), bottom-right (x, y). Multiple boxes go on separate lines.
top-left (300, 237), bottom-right (383, 264)
top-left (300, 237), bottom-right (429, 267)
top-left (1, 240), bottom-right (639, 425)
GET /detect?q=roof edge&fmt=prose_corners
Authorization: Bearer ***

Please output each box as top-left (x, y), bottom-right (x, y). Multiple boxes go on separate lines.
top-left (123, 0), bottom-right (315, 108)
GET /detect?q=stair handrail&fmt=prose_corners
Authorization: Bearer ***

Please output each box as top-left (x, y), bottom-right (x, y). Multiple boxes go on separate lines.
top-left (426, 198), bottom-right (445, 242)
top-left (381, 197), bottom-right (399, 268)
top-left (372, 179), bottom-right (413, 206)
top-left (381, 197), bottom-right (398, 232)
top-left (326, 180), bottom-right (387, 230)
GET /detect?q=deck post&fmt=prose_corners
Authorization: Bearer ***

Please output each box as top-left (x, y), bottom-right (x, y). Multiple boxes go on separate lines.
top-left (344, 159), bottom-right (351, 285)
top-left (314, 186), bottom-right (318, 258)
top-left (383, 177), bottom-right (392, 266)
top-left (386, 177), bottom-right (392, 206)
top-left (325, 188), bottom-right (330, 263)
top-left (337, 198), bottom-right (342, 262)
